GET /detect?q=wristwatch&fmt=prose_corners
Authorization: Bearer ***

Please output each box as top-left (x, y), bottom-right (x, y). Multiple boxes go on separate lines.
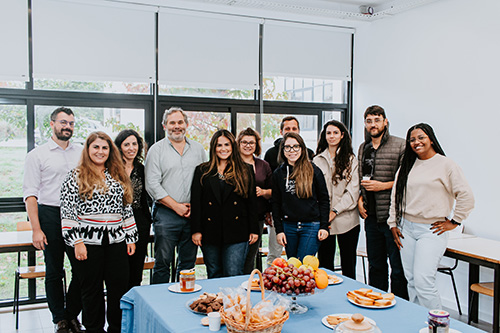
top-left (332, 208), bottom-right (339, 214)
top-left (449, 219), bottom-right (461, 226)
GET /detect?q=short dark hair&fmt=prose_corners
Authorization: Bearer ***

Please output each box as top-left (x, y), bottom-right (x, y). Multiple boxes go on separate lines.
top-left (280, 116), bottom-right (300, 131)
top-left (364, 105), bottom-right (386, 119)
top-left (236, 127), bottom-right (262, 156)
top-left (50, 107), bottom-right (74, 121)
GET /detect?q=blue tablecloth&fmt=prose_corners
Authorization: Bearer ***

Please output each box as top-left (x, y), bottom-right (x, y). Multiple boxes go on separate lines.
top-left (121, 273), bottom-right (484, 332)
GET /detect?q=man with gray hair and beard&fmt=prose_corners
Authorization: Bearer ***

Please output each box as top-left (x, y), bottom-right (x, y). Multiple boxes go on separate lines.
top-left (145, 107), bottom-right (207, 284)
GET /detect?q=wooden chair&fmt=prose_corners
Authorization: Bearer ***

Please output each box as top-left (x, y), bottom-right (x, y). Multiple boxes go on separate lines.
top-left (356, 247), bottom-right (368, 284)
top-left (468, 282), bottom-right (494, 325)
top-left (13, 221), bottom-right (67, 329)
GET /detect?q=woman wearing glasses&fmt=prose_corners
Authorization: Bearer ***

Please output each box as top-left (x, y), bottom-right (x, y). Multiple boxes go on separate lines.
top-left (271, 132), bottom-right (330, 261)
top-left (191, 129), bottom-right (259, 278)
top-left (388, 123), bottom-right (474, 309)
top-left (313, 120), bottom-right (360, 279)
top-left (236, 128), bottom-right (272, 274)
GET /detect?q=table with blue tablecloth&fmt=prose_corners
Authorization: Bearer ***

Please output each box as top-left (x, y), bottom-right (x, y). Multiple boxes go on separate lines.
top-left (121, 272), bottom-right (484, 332)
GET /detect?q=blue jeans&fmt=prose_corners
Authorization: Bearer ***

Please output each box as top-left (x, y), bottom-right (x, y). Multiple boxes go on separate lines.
top-left (202, 242), bottom-right (248, 278)
top-left (364, 215), bottom-right (409, 300)
top-left (152, 205), bottom-right (198, 284)
top-left (282, 221), bottom-right (321, 261)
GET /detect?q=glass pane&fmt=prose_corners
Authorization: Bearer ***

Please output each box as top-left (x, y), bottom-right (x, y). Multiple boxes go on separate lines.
top-left (183, 111), bottom-right (231, 152)
top-left (34, 78), bottom-right (150, 94)
top-left (0, 105), bottom-right (27, 198)
top-left (159, 85), bottom-right (254, 100)
top-left (236, 114), bottom-right (256, 135)
top-left (0, 81), bottom-right (25, 89)
top-left (261, 114), bottom-right (318, 154)
top-left (264, 76), bottom-right (346, 103)
top-left (323, 110), bottom-right (343, 123)
top-left (35, 106), bottom-right (146, 146)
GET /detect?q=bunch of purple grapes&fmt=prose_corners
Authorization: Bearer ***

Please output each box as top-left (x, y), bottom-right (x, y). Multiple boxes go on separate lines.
top-left (262, 265), bottom-right (317, 295)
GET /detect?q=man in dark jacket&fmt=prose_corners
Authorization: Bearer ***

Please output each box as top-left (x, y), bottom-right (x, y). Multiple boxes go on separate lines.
top-left (357, 105), bottom-right (409, 300)
top-left (264, 116), bottom-right (314, 264)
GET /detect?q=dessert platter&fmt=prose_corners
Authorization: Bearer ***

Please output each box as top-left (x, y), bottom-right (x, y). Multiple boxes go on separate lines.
top-left (321, 313), bottom-right (376, 330)
top-left (186, 292), bottom-right (223, 314)
top-left (346, 288), bottom-right (396, 309)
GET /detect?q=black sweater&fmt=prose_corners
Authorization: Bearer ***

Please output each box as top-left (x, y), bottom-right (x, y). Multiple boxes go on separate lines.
top-left (271, 162), bottom-right (330, 234)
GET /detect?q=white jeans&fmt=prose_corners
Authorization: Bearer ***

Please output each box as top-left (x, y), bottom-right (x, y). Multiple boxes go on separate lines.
top-left (400, 218), bottom-right (449, 310)
top-left (267, 225), bottom-right (284, 265)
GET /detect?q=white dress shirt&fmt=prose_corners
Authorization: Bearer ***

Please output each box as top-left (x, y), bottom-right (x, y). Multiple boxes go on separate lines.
top-left (23, 138), bottom-right (83, 206)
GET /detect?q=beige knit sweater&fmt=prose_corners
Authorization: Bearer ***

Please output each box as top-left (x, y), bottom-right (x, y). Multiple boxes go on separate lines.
top-left (387, 154), bottom-right (474, 228)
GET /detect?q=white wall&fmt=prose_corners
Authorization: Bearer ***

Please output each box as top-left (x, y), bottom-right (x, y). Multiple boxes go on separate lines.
top-left (353, 0), bottom-right (500, 320)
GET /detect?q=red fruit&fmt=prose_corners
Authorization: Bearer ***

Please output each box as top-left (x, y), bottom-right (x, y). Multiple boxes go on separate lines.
top-left (272, 258), bottom-right (287, 268)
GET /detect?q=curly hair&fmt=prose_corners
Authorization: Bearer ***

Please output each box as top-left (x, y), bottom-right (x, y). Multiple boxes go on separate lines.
top-left (77, 131), bottom-right (133, 205)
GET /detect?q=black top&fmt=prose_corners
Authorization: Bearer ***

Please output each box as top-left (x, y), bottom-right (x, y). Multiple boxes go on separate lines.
top-left (130, 163), bottom-right (152, 235)
top-left (271, 162), bottom-right (330, 234)
top-left (361, 142), bottom-right (377, 215)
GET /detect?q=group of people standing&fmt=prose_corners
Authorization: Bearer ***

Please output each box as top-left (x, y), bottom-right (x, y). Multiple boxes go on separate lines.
top-left (23, 104), bottom-right (474, 332)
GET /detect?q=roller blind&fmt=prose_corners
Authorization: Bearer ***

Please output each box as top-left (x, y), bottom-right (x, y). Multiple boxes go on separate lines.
top-left (0, 0), bottom-right (29, 81)
top-left (264, 21), bottom-right (352, 81)
top-left (32, 0), bottom-right (155, 83)
top-left (159, 10), bottom-right (260, 89)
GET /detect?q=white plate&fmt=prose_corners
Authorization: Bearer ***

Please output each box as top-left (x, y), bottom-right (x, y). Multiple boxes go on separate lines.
top-left (240, 280), bottom-right (262, 291)
top-left (328, 274), bottom-right (343, 285)
top-left (321, 313), bottom-right (376, 330)
top-left (419, 328), bottom-right (461, 333)
top-left (347, 297), bottom-right (396, 309)
top-left (168, 283), bottom-right (202, 293)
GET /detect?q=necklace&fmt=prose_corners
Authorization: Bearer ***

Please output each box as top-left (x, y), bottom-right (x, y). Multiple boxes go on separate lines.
top-left (217, 172), bottom-right (226, 180)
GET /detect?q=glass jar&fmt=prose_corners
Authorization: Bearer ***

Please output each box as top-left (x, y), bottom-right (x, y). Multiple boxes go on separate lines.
top-left (428, 309), bottom-right (450, 333)
top-left (179, 269), bottom-right (196, 292)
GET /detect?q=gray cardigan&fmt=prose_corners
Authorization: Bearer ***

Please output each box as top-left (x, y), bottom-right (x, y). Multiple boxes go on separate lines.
top-left (357, 127), bottom-right (405, 223)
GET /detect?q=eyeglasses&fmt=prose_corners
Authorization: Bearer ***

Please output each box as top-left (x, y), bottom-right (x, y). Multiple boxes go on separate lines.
top-left (240, 140), bottom-right (256, 147)
top-left (283, 144), bottom-right (301, 152)
top-left (55, 120), bottom-right (75, 127)
top-left (365, 118), bottom-right (384, 125)
top-left (409, 135), bottom-right (428, 143)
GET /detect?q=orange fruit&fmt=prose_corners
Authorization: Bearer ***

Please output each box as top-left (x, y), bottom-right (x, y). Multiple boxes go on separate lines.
top-left (315, 268), bottom-right (328, 279)
top-left (315, 273), bottom-right (328, 289)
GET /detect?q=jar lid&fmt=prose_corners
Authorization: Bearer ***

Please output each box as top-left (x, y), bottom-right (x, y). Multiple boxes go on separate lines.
top-left (180, 269), bottom-right (195, 275)
top-left (428, 310), bottom-right (449, 318)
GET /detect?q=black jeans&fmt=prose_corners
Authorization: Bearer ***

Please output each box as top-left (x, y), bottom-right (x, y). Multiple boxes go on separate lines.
top-left (38, 205), bottom-right (82, 323)
top-left (364, 215), bottom-right (409, 300)
top-left (127, 227), bottom-right (149, 289)
top-left (318, 224), bottom-right (360, 279)
top-left (67, 234), bottom-right (129, 333)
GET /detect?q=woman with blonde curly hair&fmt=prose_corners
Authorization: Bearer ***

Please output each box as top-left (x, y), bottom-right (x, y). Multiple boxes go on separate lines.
top-left (60, 131), bottom-right (138, 333)
top-left (191, 129), bottom-right (258, 278)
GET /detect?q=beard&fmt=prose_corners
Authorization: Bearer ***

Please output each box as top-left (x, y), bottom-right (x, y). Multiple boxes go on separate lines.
top-left (167, 130), bottom-right (185, 142)
top-left (369, 127), bottom-right (386, 139)
top-left (55, 128), bottom-right (73, 141)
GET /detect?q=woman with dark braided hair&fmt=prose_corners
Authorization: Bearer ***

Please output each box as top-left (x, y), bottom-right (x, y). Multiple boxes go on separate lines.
top-left (313, 120), bottom-right (360, 278)
top-left (388, 123), bottom-right (474, 309)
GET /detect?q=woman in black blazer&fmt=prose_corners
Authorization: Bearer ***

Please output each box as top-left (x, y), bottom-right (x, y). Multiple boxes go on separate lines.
top-left (191, 129), bottom-right (259, 278)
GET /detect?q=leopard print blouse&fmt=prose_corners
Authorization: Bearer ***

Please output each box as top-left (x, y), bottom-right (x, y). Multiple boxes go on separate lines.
top-left (60, 169), bottom-right (138, 247)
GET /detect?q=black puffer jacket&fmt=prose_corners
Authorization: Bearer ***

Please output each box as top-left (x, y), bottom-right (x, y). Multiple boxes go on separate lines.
top-left (358, 126), bottom-right (405, 223)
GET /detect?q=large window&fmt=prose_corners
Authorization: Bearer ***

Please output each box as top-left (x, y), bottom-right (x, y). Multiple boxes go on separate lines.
top-left (34, 79), bottom-right (151, 95)
top-left (264, 77), bottom-right (346, 104)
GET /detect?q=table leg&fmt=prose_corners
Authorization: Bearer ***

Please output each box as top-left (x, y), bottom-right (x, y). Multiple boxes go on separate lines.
top-left (469, 263), bottom-right (479, 323)
top-left (493, 265), bottom-right (500, 333)
top-left (27, 250), bottom-right (36, 301)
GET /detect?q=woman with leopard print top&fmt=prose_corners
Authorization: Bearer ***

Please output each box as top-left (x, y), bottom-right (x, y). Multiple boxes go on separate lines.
top-left (60, 131), bottom-right (138, 333)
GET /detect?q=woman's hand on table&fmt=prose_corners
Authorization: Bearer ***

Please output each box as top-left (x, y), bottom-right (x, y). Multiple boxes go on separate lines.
top-left (75, 243), bottom-right (88, 261)
top-left (277, 232), bottom-right (287, 246)
top-left (318, 229), bottom-right (329, 241)
top-left (192, 232), bottom-right (202, 246)
top-left (391, 227), bottom-right (404, 250)
top-left (127, 243), bottom-right (136, 256)
top-left (248, 233), bottom-right (258, 245)
top-left (430, 219), bottom-right (457, 235)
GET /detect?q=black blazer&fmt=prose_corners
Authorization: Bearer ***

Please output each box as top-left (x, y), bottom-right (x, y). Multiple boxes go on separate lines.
top-left (190, 164), bottom-right (258, 246)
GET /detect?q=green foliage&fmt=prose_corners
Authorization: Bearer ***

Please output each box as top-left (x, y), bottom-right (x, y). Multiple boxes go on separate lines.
top-left (34, 79), bottom-right (110, 92)
top-left (0, 106), bottom-right (26, 141)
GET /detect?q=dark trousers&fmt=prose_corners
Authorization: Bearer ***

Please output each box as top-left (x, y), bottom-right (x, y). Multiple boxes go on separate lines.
top-left (318, 224), bottom-right (360, 279)
top-left (38, 204), bottom-right (82, 323)
top-left (364, 215), bottom-right (409, 300)
top-left (67, 236), bottom-right (129, 333)
top-left (127, 228), bottom-right (149, 289)
top-left (243, 220), bottom-right (264, 274)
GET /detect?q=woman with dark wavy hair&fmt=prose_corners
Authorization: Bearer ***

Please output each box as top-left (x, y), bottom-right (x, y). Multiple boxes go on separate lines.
top-left (388, 123), bottom-right (474, 309)
top-left (115, 129), bottom-right (152, 289)
top-left (272, 132), bottom-right (330, 261)
top-left (313, 120), bottom-right (359, 278)
top-left (191, 129), bottom-right (258, 278)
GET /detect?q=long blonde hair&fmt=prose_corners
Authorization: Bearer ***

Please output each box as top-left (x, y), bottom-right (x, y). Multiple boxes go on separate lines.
top-left (279, 132), bottom-right (314, 199)
top-left (201, 129), bottom-right (251, 198)
top-left (77, 131), bottom-right (133, 205)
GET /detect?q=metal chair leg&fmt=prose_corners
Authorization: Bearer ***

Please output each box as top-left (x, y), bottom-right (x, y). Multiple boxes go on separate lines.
top-left (361, 257), bottom-right (367, 284)
top-left (449, 270), bottom-right (462, 315)
top-left (14, 271), bottom-right (20, 329)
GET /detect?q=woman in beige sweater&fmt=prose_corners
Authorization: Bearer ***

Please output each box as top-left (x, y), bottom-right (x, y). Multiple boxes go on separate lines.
top-left (388, 123), bottom-right (474, 310)
top-left (313, 120), bottom-right (359, 278)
